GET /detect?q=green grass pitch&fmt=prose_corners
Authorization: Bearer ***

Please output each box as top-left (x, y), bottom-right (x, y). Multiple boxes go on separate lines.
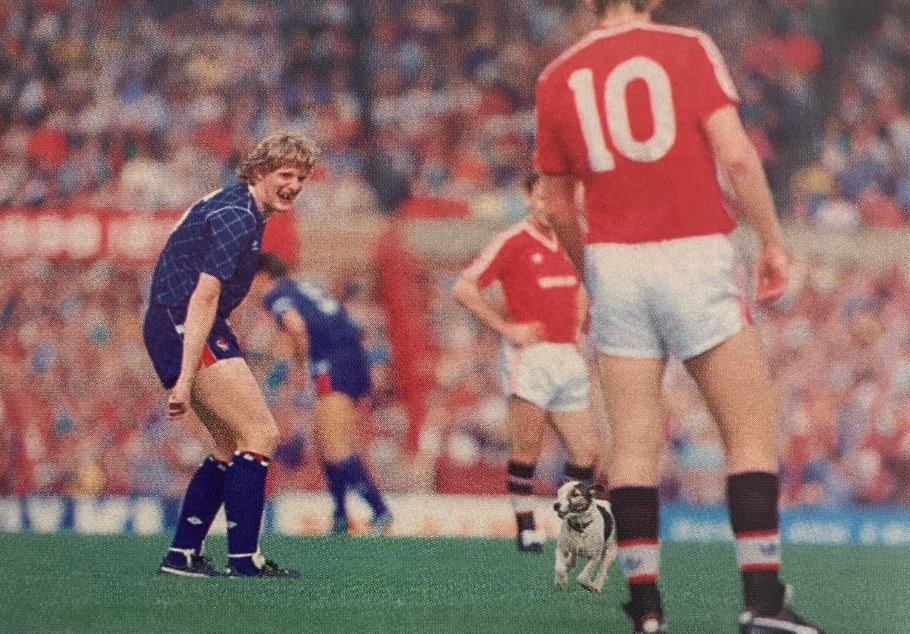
top-left (0, 533), bottom-right (906, 633)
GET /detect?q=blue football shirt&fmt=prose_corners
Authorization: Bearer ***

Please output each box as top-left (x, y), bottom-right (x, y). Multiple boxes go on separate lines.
top-left (262, 278), bottom-right (363, 361)
top-left (150, 184), bottom-right (265, 317)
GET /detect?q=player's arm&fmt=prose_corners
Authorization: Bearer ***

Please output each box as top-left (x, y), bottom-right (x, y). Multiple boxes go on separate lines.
top-left (540, 174), bottom-right (584, 274)
top-left (704, 105), bottom-right (788, 304)
top-left (452, 276), bottom-right (540, 346)
top-left (575, 283), bottom-right (590, 343)
top-left (276, 308), bottom-right (310, 366)
top-left (169, 272), bottom-right (221, 419)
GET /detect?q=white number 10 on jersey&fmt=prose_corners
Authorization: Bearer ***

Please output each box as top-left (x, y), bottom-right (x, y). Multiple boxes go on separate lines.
top-left (568, 56), bottom-right (676, 172)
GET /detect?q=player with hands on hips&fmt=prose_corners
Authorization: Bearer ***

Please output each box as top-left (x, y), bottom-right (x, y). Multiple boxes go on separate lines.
top-left (534, 0), bottom-right (821, 632)
top-left (253, 253), bottom-right (393, 536)
top-left (143, 133), bottom-right (318, 578)
top-left (453, 172), bottom-right (601, 555)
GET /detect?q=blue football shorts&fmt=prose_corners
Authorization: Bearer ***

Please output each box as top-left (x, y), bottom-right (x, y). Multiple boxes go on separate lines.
top-left (311, 343), bottom-right (371, 400)
top-left (143, 303), bottom-right (243, 389)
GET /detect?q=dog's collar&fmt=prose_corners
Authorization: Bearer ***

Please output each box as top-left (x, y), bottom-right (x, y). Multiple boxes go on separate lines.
top-left (567, 514), bottom-right (594, 532)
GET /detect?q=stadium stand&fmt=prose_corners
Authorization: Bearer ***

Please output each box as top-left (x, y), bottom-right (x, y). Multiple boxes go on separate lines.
top-left (1, 0), bottom-right (907, 223)
top-left (1, 0), bottom-right (910, 507)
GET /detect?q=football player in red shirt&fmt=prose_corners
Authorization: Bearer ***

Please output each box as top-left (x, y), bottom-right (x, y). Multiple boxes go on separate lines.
top-left (534, 1), bottom-right (822, 633)
top-left (453, 172), bottom-right (600, 554)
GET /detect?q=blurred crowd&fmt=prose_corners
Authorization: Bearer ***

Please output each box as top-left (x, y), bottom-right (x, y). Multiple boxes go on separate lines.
top-left (0, 0), bottom-right (908, 226)
top-left (2, 254), bottom-right (910, 507)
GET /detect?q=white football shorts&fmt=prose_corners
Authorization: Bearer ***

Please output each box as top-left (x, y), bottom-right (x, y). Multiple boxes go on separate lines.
top-left (584, 233), bottom-right (751, 360)
top-left (501, 342), bottom-right (590, 412)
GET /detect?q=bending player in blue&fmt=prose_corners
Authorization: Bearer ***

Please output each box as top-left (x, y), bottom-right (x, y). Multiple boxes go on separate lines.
top-left (254, 253), bottom-right (393, 535)
top-left (143, 133), bottom-right (318, 577)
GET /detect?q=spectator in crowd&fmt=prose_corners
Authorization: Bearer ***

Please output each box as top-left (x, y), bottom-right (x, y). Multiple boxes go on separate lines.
top-left (2, 0), bottom-right (906, 227)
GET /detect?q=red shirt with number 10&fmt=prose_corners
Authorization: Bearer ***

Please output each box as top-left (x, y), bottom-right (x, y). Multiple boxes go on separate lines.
top-left (534, 21), bottom-right (740, 244)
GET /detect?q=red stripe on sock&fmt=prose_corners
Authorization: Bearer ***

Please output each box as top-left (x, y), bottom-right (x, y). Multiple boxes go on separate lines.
top-left (736, 530), bottom-right (779, 540)
top-left (628, 574), bottom-right (659, 584)
top-left (237, 451), bottom-right (270, 463)
top-left (619, 538), bottom-right (660, 548)
top-left (740, 563), bottom-right (780, 572)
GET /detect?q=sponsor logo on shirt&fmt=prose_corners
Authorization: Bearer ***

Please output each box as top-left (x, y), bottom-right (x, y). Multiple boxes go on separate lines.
top-left (538, 275), bottom-right (578, 289)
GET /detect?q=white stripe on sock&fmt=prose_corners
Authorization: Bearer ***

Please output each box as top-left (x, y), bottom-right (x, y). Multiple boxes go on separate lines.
top-left (735, 532), bottom-right (781, 569)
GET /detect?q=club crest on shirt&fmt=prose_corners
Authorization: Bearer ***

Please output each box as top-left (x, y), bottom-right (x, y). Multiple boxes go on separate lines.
top-left (531, 253), bottom-right (543, 264)
top-left (215, 337), bottom-right (230, 351)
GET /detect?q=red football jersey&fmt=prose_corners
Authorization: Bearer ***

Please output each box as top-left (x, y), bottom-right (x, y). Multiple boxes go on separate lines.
top-left (461, 220), bottom-right (580, 344)
top-left (534, 22), bottom-right (739, 244)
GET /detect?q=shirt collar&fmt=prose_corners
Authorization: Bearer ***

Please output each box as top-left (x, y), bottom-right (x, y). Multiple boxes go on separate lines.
top-left (523, 220), bottom-right (559, 252)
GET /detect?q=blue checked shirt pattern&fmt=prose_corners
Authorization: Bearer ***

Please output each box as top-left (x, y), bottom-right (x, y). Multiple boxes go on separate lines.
top-left (150, 184), bottom-right (265, 317)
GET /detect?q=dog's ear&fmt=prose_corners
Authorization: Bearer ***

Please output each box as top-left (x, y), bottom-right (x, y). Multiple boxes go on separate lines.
top-left (578, 482), bottom-right (604, 500)
top-left (577, 482), bottom-right (594, 499)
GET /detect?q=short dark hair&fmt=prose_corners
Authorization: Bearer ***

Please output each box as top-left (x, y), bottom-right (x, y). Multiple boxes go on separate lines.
top-left (524, 172), bottom-right (541, 194)
top-left (256, 252), bottom-right (288, 279)
top-left (593, 0), bottom-right (651, 17)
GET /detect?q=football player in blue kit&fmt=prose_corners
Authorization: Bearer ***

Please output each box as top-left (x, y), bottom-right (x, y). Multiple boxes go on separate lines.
top-left (254, 253), bottom-right (392, 535)
top-left (143, 133), bottom-right (318, 578)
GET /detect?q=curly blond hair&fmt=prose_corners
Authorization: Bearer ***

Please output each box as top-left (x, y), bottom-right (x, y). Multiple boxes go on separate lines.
top-left (236, 133), bottom-right (320, 184)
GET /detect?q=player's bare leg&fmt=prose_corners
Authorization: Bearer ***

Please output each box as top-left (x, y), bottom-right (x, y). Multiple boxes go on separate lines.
top-left (189, 358), bottom-right (298, 577)
top-left (315, 392), bottom-right (391, 534)
top-left (508, 396), bottom-right (548, 553)
top-left (683, 327), bottom-right (790, 622)
top-left (549, 408), bottom-right (599, 484)
top-left (190, 393), bottom-right (238, 461)
top-left (192, 358), bottom-right (279, 455)
top-left (509, 396), bottom-right (548, 464)
top-left (599, 356), bottom-right (666, 487)
top-left (683, 327), bottom-right (778, 474)
top-left (314, 393), bottom-right (356, 462)
top-left (598, 355), bottom-right (667, 627)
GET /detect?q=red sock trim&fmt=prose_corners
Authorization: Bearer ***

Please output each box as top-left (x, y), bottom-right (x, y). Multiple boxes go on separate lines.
top-left (735, 530), bottom-right (779, 540)
top-left (235, 451), bottom-right (270, 463)
top-left (619, 538), bottom-right (660, 548)
top-left (740, 563), bottom-right (781, 572)
top-left (628, 574), bottom-right (659, 584)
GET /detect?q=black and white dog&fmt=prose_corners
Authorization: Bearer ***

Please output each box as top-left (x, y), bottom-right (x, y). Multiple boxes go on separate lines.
top-left (552, 480), bottom-right (618, 593)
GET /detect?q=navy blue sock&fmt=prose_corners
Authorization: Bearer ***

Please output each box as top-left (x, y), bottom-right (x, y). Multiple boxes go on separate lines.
top-left (344, 456), bottom-right (388, 517)
top-left (166, 455), bottom-right (228, 565)
top-left (224, 451), bottom-right (269, 575)
top-left (322, 460), bottom-right (348, 520)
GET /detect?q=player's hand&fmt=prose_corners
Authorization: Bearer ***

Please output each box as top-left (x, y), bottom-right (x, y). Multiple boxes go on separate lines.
top-left (504, 322), bottom-right (544, 346)
top-left (167, 379), bottom-right (191, 420)
top-left (755, 242), bottom-right (789, 305)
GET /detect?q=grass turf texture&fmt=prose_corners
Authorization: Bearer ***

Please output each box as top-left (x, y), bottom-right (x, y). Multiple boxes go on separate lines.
top-left (0, 534), bottom-right (905, 633)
